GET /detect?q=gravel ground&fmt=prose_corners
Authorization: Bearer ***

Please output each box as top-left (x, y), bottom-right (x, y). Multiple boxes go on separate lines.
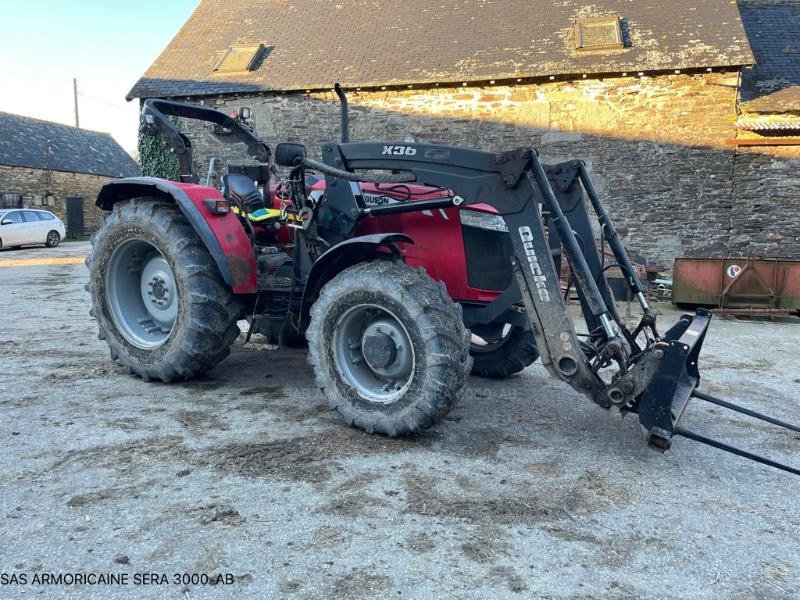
top-left (0, 241), bottom-right (798, 600)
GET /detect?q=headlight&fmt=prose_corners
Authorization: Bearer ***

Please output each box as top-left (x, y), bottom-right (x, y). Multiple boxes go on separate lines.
top-left (459, 209), bottom-right (508, 232)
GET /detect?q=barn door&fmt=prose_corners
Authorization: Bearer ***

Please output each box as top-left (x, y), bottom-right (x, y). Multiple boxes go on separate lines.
top-left (66, 197), bottom-right (84, 238)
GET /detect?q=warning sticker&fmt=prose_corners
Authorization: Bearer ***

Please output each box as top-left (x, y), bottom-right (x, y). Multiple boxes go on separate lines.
top-left (726, 264), bottom-right (743, 279)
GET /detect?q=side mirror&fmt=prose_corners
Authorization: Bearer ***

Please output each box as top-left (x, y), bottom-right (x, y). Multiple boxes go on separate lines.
top-left (0, 218), bottom-right (11, 226)
top-left (275, 143), bottom-right (306, 167)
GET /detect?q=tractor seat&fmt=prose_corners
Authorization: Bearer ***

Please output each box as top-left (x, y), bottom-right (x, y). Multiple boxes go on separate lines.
top-left (221, 173), bottom-right (263, 213)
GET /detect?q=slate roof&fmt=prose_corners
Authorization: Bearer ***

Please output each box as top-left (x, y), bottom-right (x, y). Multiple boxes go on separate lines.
top-left (0, 112), bottom-right (140, 178)
top-left (128, 0), bottom-right (754, 99)
top-left (738, 0), bottom-right (800, 113)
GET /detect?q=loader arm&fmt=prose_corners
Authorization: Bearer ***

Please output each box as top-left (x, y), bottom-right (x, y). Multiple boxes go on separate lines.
top-left (306, 140), bottom-right (800, 475)
top-left (315, 142), bottom-right (647, 409)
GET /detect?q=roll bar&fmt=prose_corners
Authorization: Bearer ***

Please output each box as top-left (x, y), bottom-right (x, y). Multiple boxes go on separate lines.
top-left (140, 98), bottom-right (271, 183)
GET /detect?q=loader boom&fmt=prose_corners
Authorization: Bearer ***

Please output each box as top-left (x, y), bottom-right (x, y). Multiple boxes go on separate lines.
top-left (315, 142), bottom-right (655, 409)
top-left (304, 140), bottom-right (800, 474)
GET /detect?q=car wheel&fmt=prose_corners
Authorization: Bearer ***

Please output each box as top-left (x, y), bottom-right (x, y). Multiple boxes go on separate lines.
top-left (45, 230), bottom-right (61, 247)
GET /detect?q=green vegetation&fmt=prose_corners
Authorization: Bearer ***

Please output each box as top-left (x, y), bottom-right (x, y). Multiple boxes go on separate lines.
top-left (137, 119), bottom-right (180, 180)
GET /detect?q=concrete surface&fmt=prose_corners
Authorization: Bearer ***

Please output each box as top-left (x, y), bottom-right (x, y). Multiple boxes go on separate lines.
top-left (0, 241), bottom-right (798, 599)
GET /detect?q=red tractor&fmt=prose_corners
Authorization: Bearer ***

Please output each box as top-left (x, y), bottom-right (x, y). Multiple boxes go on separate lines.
top-left (90, 94), bottom-right (536, 438)
top-left (87, 89), bottom-right (799, 473)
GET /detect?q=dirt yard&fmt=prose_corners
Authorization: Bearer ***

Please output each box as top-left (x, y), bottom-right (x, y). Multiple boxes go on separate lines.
top-left (1, 242), bottom-right (798, 599)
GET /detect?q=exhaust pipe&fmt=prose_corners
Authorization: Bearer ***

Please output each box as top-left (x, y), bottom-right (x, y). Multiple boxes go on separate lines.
top-left (334, 83), bottom-right (349, 143)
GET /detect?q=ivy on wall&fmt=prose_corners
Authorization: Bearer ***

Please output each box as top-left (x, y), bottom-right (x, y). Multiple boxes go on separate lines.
top-left (137, 119), bottom-right (181, 181)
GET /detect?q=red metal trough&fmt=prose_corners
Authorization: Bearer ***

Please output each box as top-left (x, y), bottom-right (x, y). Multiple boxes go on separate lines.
top-left (672, 256), bottom-right (800, 313)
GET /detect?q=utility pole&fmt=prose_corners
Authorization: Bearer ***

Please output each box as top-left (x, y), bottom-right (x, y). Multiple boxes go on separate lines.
top-left (73, 78), bottom-right (80, 128)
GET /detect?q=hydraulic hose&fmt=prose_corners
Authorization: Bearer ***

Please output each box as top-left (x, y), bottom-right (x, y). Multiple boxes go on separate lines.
top-left (301, 157), bottom-right (416, 184)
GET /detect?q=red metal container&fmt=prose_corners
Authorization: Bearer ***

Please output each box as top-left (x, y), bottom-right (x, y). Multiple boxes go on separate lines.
top-left (672, 257), bottom-right (800, 312)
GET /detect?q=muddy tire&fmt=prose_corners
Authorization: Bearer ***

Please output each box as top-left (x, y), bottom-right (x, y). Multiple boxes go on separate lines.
top-left (469, 324), bottom-right (539, 378)
top-left (87, 199), bottom-right (242, 382)
top-left (307, 261), bottom-right (471, 436)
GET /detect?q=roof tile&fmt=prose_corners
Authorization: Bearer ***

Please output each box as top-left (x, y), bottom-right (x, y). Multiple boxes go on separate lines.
top-left (0, 112), bottom-right (140, 178)
top-left (738, 0), bottom-right (800, 113)
top-left (128, 0), bottom-right (754, 99)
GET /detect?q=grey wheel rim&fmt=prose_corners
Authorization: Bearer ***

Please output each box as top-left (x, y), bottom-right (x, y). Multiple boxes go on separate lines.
top-left (47, 231), bottom-right (59, 246)
top-left (333, 304), bottom-right (415, 404)
top-left (471, 323), bottom-right (513, 354)
top-left (106, 238), bottom-right (178, 349)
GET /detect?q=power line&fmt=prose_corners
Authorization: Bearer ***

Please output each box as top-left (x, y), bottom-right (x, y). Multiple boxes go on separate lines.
top-left (77, 91), bottom-right (133, 113)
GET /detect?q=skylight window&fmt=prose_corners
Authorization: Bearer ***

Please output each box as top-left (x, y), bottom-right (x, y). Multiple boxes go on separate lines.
top-left (574, 16), bottom-right (624, 52)
top-left (213, 44), bottom-right (270, 73)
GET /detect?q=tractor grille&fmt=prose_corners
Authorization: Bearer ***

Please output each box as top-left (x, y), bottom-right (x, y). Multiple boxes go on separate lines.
top-left (462, 225), bottom-right (514, 291)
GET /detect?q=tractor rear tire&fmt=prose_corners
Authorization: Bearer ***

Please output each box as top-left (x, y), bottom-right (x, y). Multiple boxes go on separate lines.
top-left (470, 324), bottom-right (539, 378)
top-left (87, 199), bottom-right (242, 382)
top-left (307, 261), bottom-right (471, 437)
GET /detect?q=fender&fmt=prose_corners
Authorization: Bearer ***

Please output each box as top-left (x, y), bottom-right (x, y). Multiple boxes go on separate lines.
top-left (96, 177), bottom-right (258, 293)
top-left (301, 233), bottom-right (413, 318)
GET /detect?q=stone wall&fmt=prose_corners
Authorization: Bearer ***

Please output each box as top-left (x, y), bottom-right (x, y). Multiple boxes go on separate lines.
top-left (731, 146), bottom-right (800, 258)
top-left (0, 165), bottom-right (112, 235)
top-left (180, 72), bottom-right (800, 266)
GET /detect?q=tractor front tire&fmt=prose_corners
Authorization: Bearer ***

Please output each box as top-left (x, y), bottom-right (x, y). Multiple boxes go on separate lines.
top-left (469, 324), bottom-right (539, 379)
top-left (87, 199), bottom-right (242, 382)
top-left (307, 261), bottom-right (471, 437)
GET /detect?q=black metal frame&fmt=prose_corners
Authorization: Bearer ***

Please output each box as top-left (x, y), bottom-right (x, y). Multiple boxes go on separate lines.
top-left (140, 98), bottom-right (271, 184)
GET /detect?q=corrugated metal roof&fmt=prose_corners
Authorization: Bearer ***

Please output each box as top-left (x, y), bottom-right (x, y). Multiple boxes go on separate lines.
top-left (737, 116), bottom-right (800, 130)
top-left (128, 0), bottom-right (754, 99)
top-left (0, 112), bottom-right (140, 178)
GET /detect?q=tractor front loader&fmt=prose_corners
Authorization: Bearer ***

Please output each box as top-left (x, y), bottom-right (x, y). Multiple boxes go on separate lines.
top-left (87, 92), bottom-right (799, 475)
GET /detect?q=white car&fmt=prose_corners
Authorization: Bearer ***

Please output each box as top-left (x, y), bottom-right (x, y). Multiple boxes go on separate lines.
top-left (0, 209), bottom-right (66, 249)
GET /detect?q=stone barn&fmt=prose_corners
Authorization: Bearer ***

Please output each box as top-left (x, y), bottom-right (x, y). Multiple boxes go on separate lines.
top-left (0, 112), bottom-right (140, 237)
top-left (127, 0), bottom-right (800, 266)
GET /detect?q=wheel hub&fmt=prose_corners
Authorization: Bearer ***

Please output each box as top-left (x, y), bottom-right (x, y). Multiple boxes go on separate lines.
top-left (362, 331), bottom-right (397, 370)
top-left (334, 306), bottom-right (415, 404)
top-left (106, 239), bottom-right (178, 349)
top-left (150, 278), bottom-right (168, 302)
top-left (139, 256), bottom-right (177, 325)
